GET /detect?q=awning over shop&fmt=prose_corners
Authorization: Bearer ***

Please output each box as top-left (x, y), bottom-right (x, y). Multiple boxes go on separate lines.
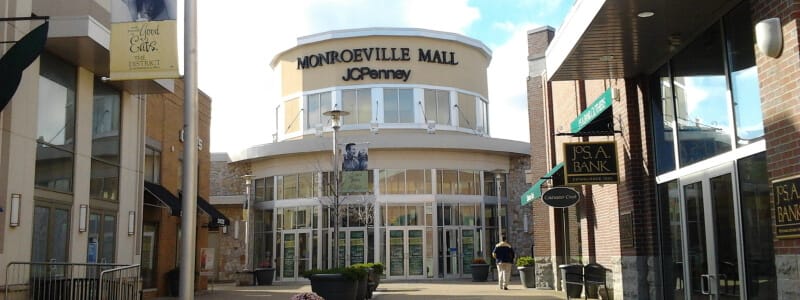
top-left (521, 162), bottom-right (564, 206)
top-left (568, 88), bottom-right (614, 136)
top-left (144, 181), bottom-right (181, 216)
top-left (144, 181), bottom-right (231, 227)
top-left (197, 196), bottom-right (231, 227)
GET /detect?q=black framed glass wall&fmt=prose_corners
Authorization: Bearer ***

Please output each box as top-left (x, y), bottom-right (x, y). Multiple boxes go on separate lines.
top-left (650, 1), bottom-right (763, 174)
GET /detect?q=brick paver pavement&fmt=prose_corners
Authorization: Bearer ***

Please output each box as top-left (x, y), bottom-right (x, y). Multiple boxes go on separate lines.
top-left (176, 279), bottom-right (568, 300)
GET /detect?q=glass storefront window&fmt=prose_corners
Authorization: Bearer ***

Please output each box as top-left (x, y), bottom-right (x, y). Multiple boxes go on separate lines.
top-left (36, 53), bottom-right (76, 193)
top-left (406, 169), bottom-right (431, 194)
top-left (457, 170), bottom-right (478, 195)
top-left (652, 66), bottom-right (677, 175)
top-left (460, 204), bottom-right (476, 226)
top-left (737, 153), bottom-right (776, 298)
top-left (298, 173), bottom-right (313, 198)
top-left (380, 169), bottom-right (405, 194)
top-left (254, 178), bottom-right (265, 201)
top-left (266, 176), bottom-right (275, 201)
top-left (437, 170), bottom-right (458, 194)
top-left (725, 3), bottom-right (763, 144)
top-left (386, 205), bottom-right (406, 226)
top-left (657, 181), bottom-right (684, 299)
top-left (283, 174), bottom-right (298, 199)
top-left (89, 160), bottom-right (119, 201)
top-left (671, 22), bottom-right (732, 166)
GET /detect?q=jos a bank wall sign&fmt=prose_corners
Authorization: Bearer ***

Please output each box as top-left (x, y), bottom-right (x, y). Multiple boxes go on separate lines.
top-left (296, 47), bottom-right (460, 82)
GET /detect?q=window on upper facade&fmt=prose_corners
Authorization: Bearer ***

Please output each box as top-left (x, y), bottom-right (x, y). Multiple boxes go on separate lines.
top-left (383, 88), bottom-right (414, 123)
top-left (306, 92), bottom-right (331, 129)
top-left (144, 147), bottom-right (161, 183)
top-left (35, 53), bottom-right (76, 193)
top-left (457, 93), bottom-right (476, 130)
top-left (342, 88), bottom-right (372, 125)
top-left (651, 1), bottom-right (762, 171)
top-left (90, 79), bottom-right (121, 201)
top-left (424, 89), bottom-right (450, 125)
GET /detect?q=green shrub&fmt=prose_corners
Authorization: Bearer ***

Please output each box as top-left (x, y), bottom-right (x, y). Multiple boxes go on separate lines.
top-left (351, 262), bottom-right (385, 276)
top-left (516, 256), bottom-right (535, 267)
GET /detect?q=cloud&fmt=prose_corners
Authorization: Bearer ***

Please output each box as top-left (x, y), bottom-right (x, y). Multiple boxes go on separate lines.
top-left (486, 23), bottom-right (541, 143)
top-left (201, 1), bottom-right (537, 153)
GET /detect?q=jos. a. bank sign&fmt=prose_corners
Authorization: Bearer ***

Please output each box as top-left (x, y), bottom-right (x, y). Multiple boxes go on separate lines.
top-left (296, 47), bottom-right (460, 82)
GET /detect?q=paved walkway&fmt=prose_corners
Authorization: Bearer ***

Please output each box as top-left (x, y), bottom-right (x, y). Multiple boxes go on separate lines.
top-left (183, 279), bottom-right (567, 300)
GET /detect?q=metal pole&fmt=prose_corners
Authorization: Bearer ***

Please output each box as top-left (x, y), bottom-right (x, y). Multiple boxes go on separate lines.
top-left (495, 173), bottom-right (502, 240)
top-left (332, 123), bottom-right (339, 268)
top-left (180, 0), bottom-right (198, 298)
top-left (243, 176), bottom-right (253, 270)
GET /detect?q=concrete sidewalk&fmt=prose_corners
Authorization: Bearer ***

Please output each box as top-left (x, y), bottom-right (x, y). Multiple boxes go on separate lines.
top-left (182, 279), bottom-right (567, 300)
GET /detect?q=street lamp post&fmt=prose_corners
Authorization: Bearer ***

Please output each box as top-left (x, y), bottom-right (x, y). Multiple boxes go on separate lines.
top-left (493, 170), bottom-right (506, 240)
top-left (323, 108), bottom-right (349, 268)
top-left (242, 174), bottom-right (254, 271)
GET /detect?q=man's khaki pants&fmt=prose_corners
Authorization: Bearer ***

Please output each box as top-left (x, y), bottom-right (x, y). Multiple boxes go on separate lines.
top-left (497, 262), bottom-right (512, 288)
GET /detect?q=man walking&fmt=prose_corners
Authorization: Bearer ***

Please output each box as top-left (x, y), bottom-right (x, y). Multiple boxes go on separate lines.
top-left (492, 235), bottom-right (515, 290)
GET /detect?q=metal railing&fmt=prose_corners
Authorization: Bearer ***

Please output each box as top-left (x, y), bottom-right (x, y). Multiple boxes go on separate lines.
top-left (98, 264), bottom-right (140, 300)
top-left (3, 261), bottom-right (140, 300)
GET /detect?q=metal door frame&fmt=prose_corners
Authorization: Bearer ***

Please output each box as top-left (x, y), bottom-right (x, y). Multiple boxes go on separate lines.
top-left (386, 226), bottom-right (426, 279)
top-left (279, 229), bottom-right (313, 281)
top-left (678, 162), bottom-right (746, 299)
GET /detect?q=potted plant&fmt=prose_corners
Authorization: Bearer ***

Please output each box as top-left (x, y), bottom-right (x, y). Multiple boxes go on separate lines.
top-left (470, 257), bottom-right (490, 282)
top-left (352, 263), bottom-right (384, 299)
top-left (254, 261), bottom-right (275, 286)
top-left (516, 256), bottom-right (536, 288)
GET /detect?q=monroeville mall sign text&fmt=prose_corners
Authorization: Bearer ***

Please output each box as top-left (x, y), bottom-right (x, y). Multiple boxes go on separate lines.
top-left (296, 47), bottom-right (460, 82)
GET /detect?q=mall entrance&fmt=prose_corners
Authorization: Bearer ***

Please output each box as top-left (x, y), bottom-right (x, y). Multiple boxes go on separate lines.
top-left (439, 227), bottom-right (479, 278)
top-left (385, 227), bottom-right (426, 279)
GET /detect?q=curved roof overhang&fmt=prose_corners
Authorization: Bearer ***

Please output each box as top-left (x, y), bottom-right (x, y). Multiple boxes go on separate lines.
top-left (546, 0), bottom-right (739, 81)
top-left (231, 132), bottom-right (529, 163)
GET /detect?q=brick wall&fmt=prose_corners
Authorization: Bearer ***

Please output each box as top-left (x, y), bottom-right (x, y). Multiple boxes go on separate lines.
top-left (143, 80), bottom-right (212, 296)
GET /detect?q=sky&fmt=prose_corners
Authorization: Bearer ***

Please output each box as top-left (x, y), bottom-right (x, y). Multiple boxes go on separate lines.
top-left (196, 0), bottom-right (573, 154)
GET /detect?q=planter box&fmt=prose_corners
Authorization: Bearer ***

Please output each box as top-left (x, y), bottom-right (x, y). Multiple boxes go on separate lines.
top-left (470, 264), bottom-right (490, 282)
top-left (310, 273), bottom-right (358, 300)
top-left (518, 266), bottom-right (536, 288)
top-left (254, 268), bottom-right (275, 286)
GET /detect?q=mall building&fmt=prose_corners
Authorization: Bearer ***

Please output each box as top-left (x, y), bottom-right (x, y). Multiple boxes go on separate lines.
top-left (525, 0), bottom-right (799, 299)
top-left (214, 28), bottom-right (532, 281)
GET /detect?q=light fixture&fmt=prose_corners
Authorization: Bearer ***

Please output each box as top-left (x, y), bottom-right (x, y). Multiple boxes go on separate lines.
top-left (78, 204), bottom-right (88, 232)
top-left (234, 220), bottom-right (240, 239)
top-left (127, 211), bottom-right (136, 235)
top-left (637, 11), bottom-right (654, 18)
top-left (222, 225), bottom-right (228, 234)
top-left (756, 18), bottom-right (783, 58)
top-left (9, 193), bottom-right (20, 227)
top-left (370, 122), bottom-right (379, 134)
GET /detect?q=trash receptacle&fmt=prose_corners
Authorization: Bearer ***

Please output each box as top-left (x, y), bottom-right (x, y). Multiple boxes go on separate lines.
top-left (559, 264), bottom-right (583, 298)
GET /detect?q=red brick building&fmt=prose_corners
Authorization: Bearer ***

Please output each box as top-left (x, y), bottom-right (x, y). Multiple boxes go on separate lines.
top-left (525, 0), bottom-right (799, 299)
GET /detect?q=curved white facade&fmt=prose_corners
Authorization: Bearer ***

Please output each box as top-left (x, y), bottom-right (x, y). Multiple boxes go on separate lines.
top-left (232, 28), bottom-right (530, 281)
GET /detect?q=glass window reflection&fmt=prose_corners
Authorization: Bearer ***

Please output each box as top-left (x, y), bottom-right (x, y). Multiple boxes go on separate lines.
top-left (725, 3), bottom-right (764, 144)
top-left (671, 22), bottom-right (732, 166)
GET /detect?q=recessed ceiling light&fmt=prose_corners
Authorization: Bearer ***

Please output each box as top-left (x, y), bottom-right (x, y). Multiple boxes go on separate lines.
top-left (638, 11), bottom-right (655, 18)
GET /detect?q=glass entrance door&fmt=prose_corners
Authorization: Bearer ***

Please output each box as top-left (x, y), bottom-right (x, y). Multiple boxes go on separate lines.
top-left (439, 227), bottom-right (478, 278)
top-left (387, 228), bottom-right (425, 279)
top-left (442, 228), bottom-right (459, 277)
top-left (280, 230), bottom-right (312, 280)
top-left (681, 165), bottom-right (742, 299)
top-left (332, 229), bottom-right (368, 267)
